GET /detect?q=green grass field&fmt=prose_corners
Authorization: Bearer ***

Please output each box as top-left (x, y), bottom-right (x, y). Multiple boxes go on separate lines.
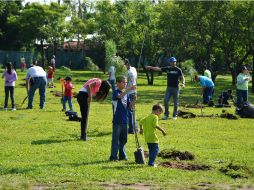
top-left (0, 69), bottom-right (254, 189)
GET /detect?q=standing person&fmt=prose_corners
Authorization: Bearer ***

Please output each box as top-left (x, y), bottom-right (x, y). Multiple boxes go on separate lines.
top-left (204, 66), bottom-right (212, 79)
top-left (47, 66), bottom-right (54, 88)
top-left (139, 104), bottom-right (166, 167)
top-left (236, 66), bottom-right (252, 106)
top-left (194, 75), bottom-right (215, 104)
top-left (108, 65), bottom-right (116, 91)
top-left (50, 55), bottom-right (56, 72)
top-left (20, 56), bottom-right (26, 72)
top-left (109, 76), bottom-right (136, 161)
top-left (145, 57), bottom-right (185, 120)
top-left (62, 76), bottom-right (74, 112)
top-left (77, 78), bottom-right (111, 141)
top-left (124, 59), bottom-right (137, 133)
top-left (2, 62), bottom-right (18, 110)
top-left (25, 61), bottom-right (47, 109)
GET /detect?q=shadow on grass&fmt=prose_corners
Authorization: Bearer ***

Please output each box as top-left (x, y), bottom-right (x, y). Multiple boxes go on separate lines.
top-left (0, 167), bottom-right (35, 175)
top-left (31, 139), bottom-right (73, 145)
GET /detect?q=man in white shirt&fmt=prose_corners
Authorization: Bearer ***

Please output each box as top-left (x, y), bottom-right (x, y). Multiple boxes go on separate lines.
top-left (108, 65), bottom-right (116, 91)
top-left (124, 59), bottom-right (137, 134)
top-left (26, 60), bottom-right (47, 109)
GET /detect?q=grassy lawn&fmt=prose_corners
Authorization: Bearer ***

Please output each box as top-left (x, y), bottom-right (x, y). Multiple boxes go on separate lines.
top-left (0, 69), bottom-right (254, 189)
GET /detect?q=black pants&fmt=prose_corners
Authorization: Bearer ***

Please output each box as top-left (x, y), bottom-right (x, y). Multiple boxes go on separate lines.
top-left (77, 91), bottom-right (89, 140)
top-left (4, 86), bottom-right (15, 108)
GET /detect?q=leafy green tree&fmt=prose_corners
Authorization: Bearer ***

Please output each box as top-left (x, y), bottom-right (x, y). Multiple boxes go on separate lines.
top-left (0, 1), bottom-right (23, 50)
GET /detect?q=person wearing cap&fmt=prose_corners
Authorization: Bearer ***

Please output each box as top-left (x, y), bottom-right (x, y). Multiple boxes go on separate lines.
top-left (236, 66), bottom-right (252, 106)
top-left (145, 57), bottom-right (185, 120)
top-left (124, 59), bottom-right (138, 133)
top-left (62, 76), bottom-right (74, 112)
top-left (194, 75), bottom-right (214, 104)
top-left (25, 61), bottom-right (47, 109)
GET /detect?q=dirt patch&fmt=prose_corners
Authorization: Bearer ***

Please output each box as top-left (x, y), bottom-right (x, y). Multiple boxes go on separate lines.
top-left (158, 149), bottom-right (195, 160)
top-left (178, 110), bottom-right (196, 118)
top-left (185, 104), bottom-right (205, 108)
top-left (220, 162), bottom-right (253, 179)
top-left (220, 110), bottom-right (238, 120)
top-left (144, 150), bottom-right (149, 158)
top-left (159, 161), bottom-right (210, 171)
top-left (50, 90), bottom-right (62, 97)
top-left (101, 183), bottom-right (151, 190)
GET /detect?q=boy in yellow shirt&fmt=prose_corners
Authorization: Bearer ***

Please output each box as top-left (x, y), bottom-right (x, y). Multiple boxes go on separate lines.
top-left (139, 104), bottom-right (166, 167)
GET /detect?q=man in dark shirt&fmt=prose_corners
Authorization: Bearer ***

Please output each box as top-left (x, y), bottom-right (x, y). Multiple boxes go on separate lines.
top-left (145, 57), bottom-right (185, 120)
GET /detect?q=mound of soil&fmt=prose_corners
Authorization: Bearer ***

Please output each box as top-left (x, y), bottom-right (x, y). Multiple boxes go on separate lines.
top-left (159, 161), bottom-right (210, 171)
top-left (50, 90), bottom-right (62, 97)
top-left (178, 110), bottom-right (196, 119)
top-left (220, 162), bottom-right (253, 179)
top-left (158, 149), bottom-right (195, 160)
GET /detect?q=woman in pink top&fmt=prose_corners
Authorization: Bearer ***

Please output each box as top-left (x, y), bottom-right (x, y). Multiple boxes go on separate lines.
top-left (2, 62), bottom-right (18, 110)
top-left (77, 78), bottom-right (111, 140)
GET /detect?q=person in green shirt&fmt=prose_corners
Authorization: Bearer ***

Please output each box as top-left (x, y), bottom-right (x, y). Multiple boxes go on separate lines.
top-left (139, 104), bottom-right (166, 167)
top-left (236, 66), bottom-right (252, 106)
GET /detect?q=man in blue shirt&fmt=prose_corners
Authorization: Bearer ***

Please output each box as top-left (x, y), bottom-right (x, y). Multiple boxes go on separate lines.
top-left (195, 75), bottom-right (215, 104)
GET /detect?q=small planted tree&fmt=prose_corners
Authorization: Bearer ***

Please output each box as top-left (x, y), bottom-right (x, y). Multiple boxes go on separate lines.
top-left (105, 40), bottom-right (126, 77)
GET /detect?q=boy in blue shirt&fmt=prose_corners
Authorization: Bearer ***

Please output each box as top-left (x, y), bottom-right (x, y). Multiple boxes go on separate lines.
top-left (110, 76), bottom-right (136, 161)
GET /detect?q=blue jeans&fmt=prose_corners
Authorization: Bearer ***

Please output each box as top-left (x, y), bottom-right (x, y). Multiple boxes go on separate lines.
top-left (4, 86), bottom-right (15, 108)
top-left (109, 79), bottom-right (116, 92)
top-left (28, 77), bottom-right (47, 109)
top-left (147, 143), bottom-right (159, 166)
top-left (236, 89), bottom-right (248, 106)
top-left (164, 87), bottom-right (179, 117)
top-left (62, 96), bottom-right (73, 111)
top-left (128, 93), bottom-right (136, 133)
top-left (203, 87), bottom-right (214, 104)
top-left (110, 124), bottom-right (128, 160)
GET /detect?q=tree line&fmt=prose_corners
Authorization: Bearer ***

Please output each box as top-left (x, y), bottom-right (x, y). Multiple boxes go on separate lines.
top-left (0, 0), bottom-right (253, 88)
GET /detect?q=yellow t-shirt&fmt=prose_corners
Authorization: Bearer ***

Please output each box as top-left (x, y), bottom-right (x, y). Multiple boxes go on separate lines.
top-left (139, 113), bottom-right (159, 143)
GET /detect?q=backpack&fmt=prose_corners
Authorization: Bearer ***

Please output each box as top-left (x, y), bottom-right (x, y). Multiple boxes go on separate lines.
top-left (236, 102), bottom-right (254, 118)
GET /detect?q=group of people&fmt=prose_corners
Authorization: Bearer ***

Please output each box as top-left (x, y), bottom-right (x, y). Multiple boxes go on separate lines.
top-left (1, 55), bottom-right (252, 167)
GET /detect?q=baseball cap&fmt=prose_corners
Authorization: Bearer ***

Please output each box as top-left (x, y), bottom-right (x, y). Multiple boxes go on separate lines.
top-left (168, 57), bottom-right (177, 63)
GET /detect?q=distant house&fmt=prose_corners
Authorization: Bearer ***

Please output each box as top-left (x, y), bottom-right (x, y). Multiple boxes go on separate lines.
top-left (63, 41), bottom-right (89, 50)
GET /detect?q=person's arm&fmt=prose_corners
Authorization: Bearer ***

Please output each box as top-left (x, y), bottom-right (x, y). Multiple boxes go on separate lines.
top-left (155, 126), bottom-right (166, 136)
top-left (180, 75), bottom-right (185, 87)
top-left (25, 78), bottom-right (30, 94)
top-left (145, 66), bottom-right (162, 71)
top-left (2, 71), bottom-right (5, 78)
top-left (117, 85), bottom-right (136, 99)
top-left (237, 75), bottom-right (246, 85)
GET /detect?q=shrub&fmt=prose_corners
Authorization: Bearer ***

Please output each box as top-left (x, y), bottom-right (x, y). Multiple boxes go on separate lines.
top-left (84, 57), bottom-right (99, 71)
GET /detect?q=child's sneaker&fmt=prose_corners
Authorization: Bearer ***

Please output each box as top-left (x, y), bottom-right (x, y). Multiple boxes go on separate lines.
top-left (12, 108), bottom-right (16, 111)
top-left (173, 116), bottom-right (177, 120)
top-left (3, 107), bottom-right (7, 111)
top-left (162, 115), bottom-right (168, 120)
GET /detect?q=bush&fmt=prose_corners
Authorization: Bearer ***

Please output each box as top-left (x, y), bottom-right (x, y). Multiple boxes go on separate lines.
top-left (105, 40), bottom-right (127, 76)
top-left (84, 57), bottom-right (99, 71)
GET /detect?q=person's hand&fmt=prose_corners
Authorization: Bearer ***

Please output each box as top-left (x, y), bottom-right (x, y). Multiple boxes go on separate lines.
top-left (162, 130), bottom-right (167, 136)
top-left (129, 85), bottom-right (136, 91)
top-left (181, 83), bottom-right (185, 88)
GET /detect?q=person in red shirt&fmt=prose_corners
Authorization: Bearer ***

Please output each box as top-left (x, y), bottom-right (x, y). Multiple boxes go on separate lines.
top-left (47, 66), bottom-right (54, 88)
top-left (62, 76), bottom-right (74, 112)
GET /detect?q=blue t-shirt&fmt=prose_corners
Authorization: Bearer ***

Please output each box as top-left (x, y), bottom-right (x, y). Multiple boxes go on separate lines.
top-left (199, 76), bottom-right (214, 87)
top-left (112, 89), bottom-right (130, 124)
